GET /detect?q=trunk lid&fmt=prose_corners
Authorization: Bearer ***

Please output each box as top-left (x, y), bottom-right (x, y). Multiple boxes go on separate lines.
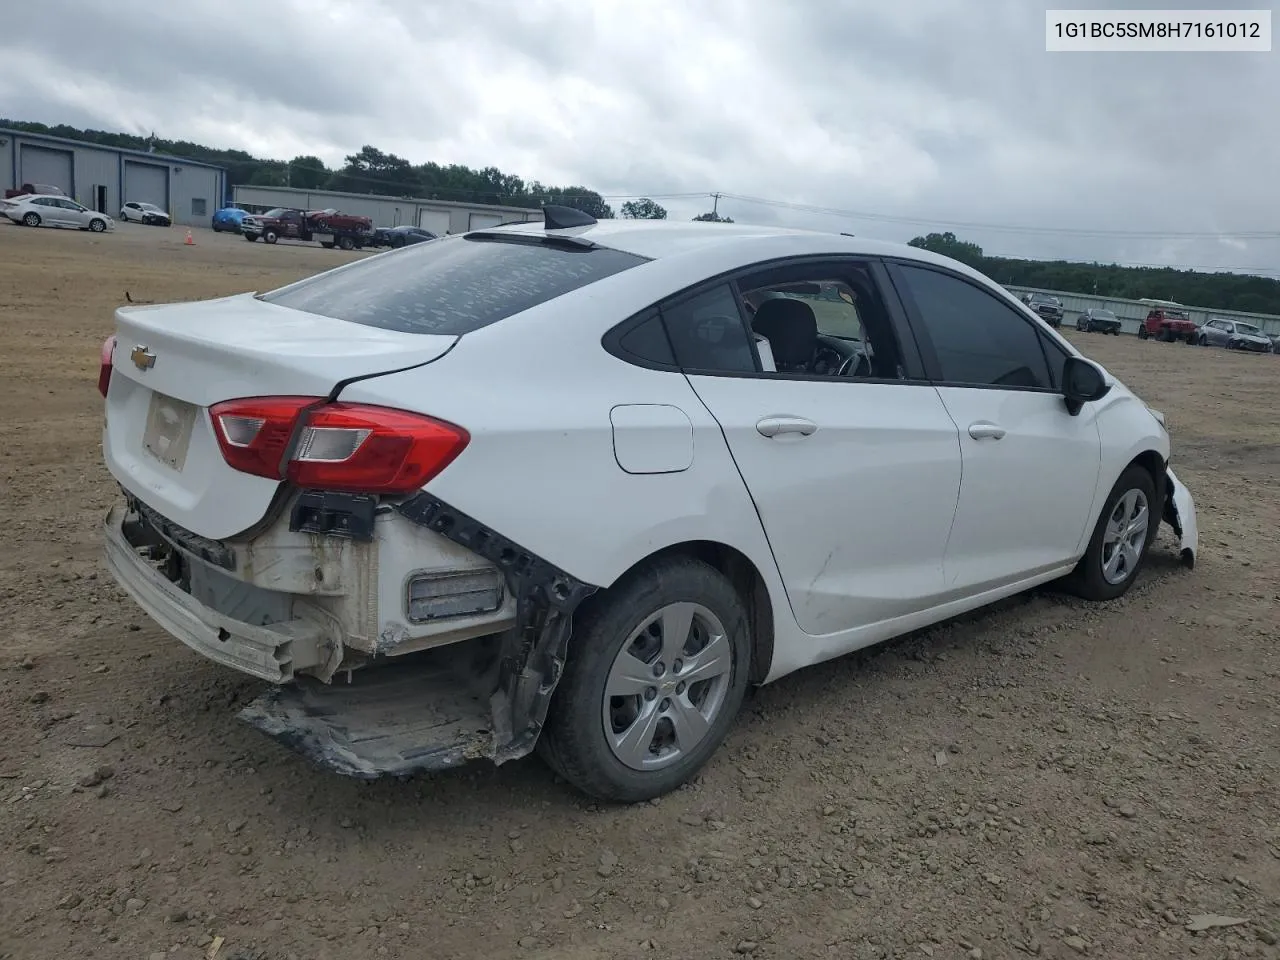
top-left (104, 292), bottom-right (456, 540)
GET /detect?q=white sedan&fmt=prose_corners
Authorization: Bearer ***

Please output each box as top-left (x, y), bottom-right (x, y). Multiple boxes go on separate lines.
top-left (3, 194), bottom-right (113, 232)
top-left (98, 207), bottom-right (1198, 802)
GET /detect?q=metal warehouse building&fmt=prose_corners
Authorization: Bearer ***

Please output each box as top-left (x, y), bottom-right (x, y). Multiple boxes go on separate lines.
top-left (0, 128), bottom-right (226, 227)
top-left (232, 185), bottom-right (544, 235)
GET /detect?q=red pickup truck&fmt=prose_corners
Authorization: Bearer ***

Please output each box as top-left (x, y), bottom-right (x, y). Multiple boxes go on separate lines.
top-left (1139, 307), bottom-right (1199, 343)
top-left (240, 207), bottom-right (374, 250)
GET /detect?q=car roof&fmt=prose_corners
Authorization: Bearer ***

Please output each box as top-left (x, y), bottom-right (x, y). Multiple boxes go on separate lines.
top-left (480, 217), bottom-right (966, 268)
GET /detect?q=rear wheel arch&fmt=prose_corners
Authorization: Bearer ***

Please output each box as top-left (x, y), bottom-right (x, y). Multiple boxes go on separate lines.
top-left (591, 540), bottom-right (775, 685)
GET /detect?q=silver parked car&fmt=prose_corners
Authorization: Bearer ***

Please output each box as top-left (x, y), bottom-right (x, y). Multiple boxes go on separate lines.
top-left (1196, 318), bottom-right (1272, 352)
top-left (1, 194), bottom-right (114, 233)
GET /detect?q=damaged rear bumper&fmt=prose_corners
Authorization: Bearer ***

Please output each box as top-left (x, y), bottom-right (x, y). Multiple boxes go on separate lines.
top-left (239, 641), bottom-right (499, 778)
top-left (240, 493), bottom-right (600, 778)
top-left (103, 504), bottom-right (341, 682)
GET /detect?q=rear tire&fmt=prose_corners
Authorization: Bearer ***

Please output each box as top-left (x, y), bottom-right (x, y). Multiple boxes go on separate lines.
top-left (538, 555), bottom-right (751, 803)
top-left (338, 235), bottom-right (355, 251)
top-left (1064, 465), bottom-right (1158, 602)
top-left (22, 212), bottom-right (40, 227)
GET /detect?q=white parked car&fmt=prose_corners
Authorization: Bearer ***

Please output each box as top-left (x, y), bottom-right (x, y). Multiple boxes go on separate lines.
top-left (119, 201), bottom-right (172, 227)
top-left (99, 207), bottom-right (1198, 802)
top-left (2, 194), bottom-right (113, 232)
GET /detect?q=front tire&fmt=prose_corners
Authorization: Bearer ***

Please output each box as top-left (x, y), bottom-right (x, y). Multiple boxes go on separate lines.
top-left (1138, 327), bottom-right (1149, 340)
top-left (538, 555), bottom-right (751, 803)
top-left (89, 218), bottom-right (106, 233)
top-left (263, 230), bottom-right (278, 244)
top-left (1065, 465), bottom-right (1158, 602)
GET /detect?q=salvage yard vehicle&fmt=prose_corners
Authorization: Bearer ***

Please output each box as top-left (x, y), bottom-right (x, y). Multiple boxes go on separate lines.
top-left (2, 194), bottom-right (112, 232)
top-left (1139, 306), bottom-right (1198, 343)
top-left (119, 201), bottom-right (172, 227)
top-left (1196, 317), bottom-right (1273, 353)
top-left (211, 206), bottom-right (249, 233)
top-left (4, 181), bottom-right (66, 200)
top-left (98, 206), bottom-right (1199, 802)
top-left (1021, 292), bottom-right (1064, 327)
top-left (240, 206), bottom-right (374, 249)
top-left (370, 224), bottom-right (438, 248)
top-left (1076, 308), bottom-right (1122, 335)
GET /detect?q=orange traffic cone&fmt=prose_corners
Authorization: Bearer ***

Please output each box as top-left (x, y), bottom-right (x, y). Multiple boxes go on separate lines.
top-left (184, 229), bottom-right (195, 246)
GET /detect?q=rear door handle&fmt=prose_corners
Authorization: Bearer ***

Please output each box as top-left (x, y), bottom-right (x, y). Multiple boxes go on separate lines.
top-left (756, 416), bottom-right (818, 438)
top-left (967, 421), bottom-right (1006, 440)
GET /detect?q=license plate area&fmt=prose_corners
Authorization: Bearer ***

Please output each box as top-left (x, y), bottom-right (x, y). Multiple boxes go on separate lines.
top-left (142, 392), bottom-right (198, 471)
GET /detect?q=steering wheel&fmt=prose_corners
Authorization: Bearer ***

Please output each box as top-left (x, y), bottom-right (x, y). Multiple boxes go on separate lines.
top-left (811, 345), bottom-right (845, 376)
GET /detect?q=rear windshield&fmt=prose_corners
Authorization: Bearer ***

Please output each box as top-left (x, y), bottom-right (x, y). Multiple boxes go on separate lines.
top-left (261, 234), bottom-right (648, 335)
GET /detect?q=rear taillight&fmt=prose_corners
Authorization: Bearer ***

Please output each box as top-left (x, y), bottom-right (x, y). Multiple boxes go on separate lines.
top-left (209, 396), bottom-right (320, 479)
top-left (209, 397), bottom-right (469, 495)
top-left (98, 335), bottom-right (117, 398)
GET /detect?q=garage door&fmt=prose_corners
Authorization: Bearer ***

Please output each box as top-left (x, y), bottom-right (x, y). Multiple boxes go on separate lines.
top-left (468, 211), bottom-right (505, 230)
top-left (20, 146), bottom-right (73, 195)
top-left (418, 209), bottom-right (451, 234)
top-left (123, 161), bottom-right (169, 209)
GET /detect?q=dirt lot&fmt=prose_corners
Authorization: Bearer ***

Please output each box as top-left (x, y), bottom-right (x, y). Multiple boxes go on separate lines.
top-left (0, 221), bottom-right (1277, 960)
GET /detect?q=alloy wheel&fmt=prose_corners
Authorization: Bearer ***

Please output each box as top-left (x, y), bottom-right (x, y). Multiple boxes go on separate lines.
top-left (1101, 489), bottom-right (1149, 585)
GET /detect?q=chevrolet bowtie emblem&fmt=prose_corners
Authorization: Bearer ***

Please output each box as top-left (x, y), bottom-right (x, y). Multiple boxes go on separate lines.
top-left (131, 345), bottom-right (156, 371)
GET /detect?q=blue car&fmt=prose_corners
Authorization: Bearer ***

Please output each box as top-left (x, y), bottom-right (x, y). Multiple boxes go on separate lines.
top-left (211, 206), bottom-right (249, 233)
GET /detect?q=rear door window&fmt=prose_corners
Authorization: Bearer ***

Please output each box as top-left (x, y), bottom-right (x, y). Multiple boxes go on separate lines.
top-left (262, 235), bottom-right (648, 335)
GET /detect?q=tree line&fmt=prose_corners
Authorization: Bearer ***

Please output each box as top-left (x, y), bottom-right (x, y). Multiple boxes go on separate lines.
top-left (6, 120), bottom-right (1269, 311)
top-left (909, 231), bottom-right (1280, 316)
top-left (1, 119), bottom-right (728, 223)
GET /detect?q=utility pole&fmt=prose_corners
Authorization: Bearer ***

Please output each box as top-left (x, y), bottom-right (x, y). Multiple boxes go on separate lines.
top-left (711, 192), bottom-right (720, 216)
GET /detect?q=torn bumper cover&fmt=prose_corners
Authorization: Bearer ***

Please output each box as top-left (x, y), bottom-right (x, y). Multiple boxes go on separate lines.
top-left (240, 493), bottom-right (598, 779)
top-left (103, 504), bottom-right (342, 682)
top-left (1162, 467), bottom-right (1198, 568)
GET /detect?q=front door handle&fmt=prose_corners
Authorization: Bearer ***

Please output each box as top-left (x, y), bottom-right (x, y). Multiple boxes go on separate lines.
top-left (968, 421), bottom-right (1007, 441)
top-left (756, 416), bottom-right (818, 438)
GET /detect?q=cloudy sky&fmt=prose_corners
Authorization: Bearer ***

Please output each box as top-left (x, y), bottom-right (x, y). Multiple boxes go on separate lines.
top-left (1, 0), bottom-right (1276, 272)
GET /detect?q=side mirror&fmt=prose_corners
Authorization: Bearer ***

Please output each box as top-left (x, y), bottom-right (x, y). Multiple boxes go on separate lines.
top-left (1062, 356), bottom-right (1110, 415)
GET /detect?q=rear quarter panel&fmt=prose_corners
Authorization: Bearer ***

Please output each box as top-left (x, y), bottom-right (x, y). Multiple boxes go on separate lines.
top-left (337, 320), bottom-right (784, 596)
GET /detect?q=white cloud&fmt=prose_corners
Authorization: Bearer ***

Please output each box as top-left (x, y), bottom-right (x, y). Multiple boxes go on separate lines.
top-left (0, 0), bottom-right (1275, 271)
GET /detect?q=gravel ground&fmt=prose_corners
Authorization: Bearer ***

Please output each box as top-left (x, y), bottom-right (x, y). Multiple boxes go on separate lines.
top-left (0, 221), bottom-right (1277, 960)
